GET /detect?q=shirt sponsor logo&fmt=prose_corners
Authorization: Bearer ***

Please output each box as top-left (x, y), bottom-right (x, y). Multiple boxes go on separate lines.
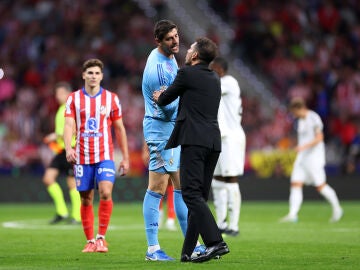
top-left (80, 132), bottom-right (103, 137)
top-left (86, 117), bottom-right (98, 131)
top-left (82, 117), bottom-right (102, 137)
top-left (98, 168), bottom-right (115, 174)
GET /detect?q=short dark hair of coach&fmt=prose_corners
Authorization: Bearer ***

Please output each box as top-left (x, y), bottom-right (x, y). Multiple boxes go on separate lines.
top-left (186, 37), bottom-right (218, 65)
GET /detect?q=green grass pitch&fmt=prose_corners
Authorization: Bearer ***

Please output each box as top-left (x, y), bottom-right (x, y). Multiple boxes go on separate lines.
top-left (1, 201), bottom-right (359, 269)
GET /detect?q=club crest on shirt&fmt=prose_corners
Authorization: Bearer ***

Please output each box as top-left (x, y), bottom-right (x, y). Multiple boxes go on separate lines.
top-left (100, 105), bottom-right (107, 115)
top-left (166, 62), bottom-right (174, 74)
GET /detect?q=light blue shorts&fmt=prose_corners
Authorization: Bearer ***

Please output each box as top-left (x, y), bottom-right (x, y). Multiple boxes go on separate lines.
top-left (147, 140), bottom-right (180, 173)
top-left (74, 160), bottom-right (116, 191)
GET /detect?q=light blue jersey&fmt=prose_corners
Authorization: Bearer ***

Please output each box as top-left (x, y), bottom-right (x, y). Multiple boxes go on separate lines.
top-left (142, 48), bottom-right (179, 141)
top-left (142, 48), bottom-right (188, 254)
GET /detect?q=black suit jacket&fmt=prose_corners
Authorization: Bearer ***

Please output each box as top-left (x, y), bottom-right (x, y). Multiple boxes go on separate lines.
top-left (157, 63), bottom-right (221, 151)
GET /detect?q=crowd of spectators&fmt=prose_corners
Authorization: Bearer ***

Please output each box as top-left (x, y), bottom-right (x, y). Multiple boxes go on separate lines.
top-left (1, 0), bottom-right (360, 176)
top-left (0, 0), bottom-right (155, 175)
top-left (210, 0), bottom-right (360, 173)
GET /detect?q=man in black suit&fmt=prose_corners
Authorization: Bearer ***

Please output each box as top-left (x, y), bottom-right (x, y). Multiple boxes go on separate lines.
top-left (153, 37), bottom-right (229, 263)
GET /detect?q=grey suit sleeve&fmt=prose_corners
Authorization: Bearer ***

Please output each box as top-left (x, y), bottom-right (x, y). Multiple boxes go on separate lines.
top-left (157, 68), bottom-right (186, 106)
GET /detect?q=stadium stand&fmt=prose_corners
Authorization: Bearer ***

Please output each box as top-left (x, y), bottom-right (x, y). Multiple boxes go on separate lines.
top-left (207, 0), bottom-right (360, 174)
top-left (0, 1), bottom-right (153, 175)
top-left (1, 0), bottom-right (360, 177)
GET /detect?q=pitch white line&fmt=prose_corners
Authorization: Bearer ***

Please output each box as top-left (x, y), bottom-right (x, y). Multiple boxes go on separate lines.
top-left (330, 228), bottom-right (359, 233)
top-left (2, 220), bottom-right (143, 230)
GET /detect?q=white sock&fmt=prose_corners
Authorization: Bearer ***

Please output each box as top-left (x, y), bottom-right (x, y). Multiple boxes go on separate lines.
top-left (148, 244), bottom-right (160, 253)
top-left (289, 187), bottom-right (303, 217)
top-left (319, 184), bottom-right (341, 211)
top-left (96, 234), bottom-right (105, 240)
top-left (158, 209), bottom-right (164, 228)
top-left (226, 182), bottom-right (241, 231)
top-left (166, 218), bottom-right (175, 225)
top-left (211, 179), bottom-right (228, 229)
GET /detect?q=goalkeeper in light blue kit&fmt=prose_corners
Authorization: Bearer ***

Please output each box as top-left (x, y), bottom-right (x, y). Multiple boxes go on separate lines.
top-left (142, 20), bottom-right (204, 261)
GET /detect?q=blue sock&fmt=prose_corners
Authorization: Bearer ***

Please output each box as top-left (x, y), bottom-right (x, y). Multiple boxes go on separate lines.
top-left (143, 189), bottom-right (162, 246)
top-left (174, 189), bottom-right (188, 236)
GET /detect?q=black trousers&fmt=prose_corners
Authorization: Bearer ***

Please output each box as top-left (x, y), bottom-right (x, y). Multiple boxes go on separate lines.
top-left (180, 145), bottom-right (223, 256)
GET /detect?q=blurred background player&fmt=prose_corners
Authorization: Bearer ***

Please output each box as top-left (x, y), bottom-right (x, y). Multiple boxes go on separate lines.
top-left (209, 57), bottom-right (246, 236)
top-left (42, 82), bottom-right (80, 225)
top-left (64, 58), bottom-right (129, 253)
top-left (281, 97), bottom-right (343, 223)
top-left (141, 142), bottom-right (176, 231)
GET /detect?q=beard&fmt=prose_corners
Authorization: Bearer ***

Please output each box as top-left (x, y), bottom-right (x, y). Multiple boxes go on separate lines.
top-left (161, 44), bottom-right (178, 57)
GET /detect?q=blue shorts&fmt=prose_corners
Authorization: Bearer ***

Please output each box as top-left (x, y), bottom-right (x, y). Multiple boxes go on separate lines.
top-left (74, 160), bottom-right (116, 191)
top-left (147, 140), bottom-right (180, 173)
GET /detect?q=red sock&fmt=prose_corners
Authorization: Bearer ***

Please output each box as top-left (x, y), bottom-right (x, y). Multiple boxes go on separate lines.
top-left (80, 204), bottom-right (94, 241)
top-left (98, 200), bottom-right (113, 236)
top-left (167, 184), bottom-right (175, 219)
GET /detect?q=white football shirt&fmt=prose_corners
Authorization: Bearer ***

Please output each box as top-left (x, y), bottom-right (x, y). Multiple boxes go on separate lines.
top-left (296, 110), bottom-right (325, 165)
top-left (218, 74), bottom-right (244, 138)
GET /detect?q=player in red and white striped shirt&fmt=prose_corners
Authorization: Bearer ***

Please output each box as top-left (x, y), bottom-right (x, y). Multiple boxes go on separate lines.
top-left (64, 59), bottom-right (129, 253)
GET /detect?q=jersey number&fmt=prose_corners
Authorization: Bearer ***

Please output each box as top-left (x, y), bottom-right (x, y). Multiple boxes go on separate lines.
top-left (75, 165), bottom-right (84, 177)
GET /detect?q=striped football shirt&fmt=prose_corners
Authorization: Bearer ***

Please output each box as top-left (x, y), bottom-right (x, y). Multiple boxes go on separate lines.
top-left (65, 87), bottom-right (122, 164)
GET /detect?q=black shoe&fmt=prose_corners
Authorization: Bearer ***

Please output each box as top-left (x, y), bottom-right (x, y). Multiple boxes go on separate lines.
top-left (180, 254), bottom-right (191, 262)
top-left (192, 241), bottom-right (229, 263)
top-left (67, 218), bottom-right (81, 225)
top-left (224, 229), bottom-right (239, 237)
top-left (49, 214), bottom-right (68, 224)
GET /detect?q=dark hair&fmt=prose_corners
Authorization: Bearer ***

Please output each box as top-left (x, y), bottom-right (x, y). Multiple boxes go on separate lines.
top-left (211, 57), bottom-right (228, 72)
top-left (154, 20), bottom-right (177, 41)
top-left (289, 97), bottom-right (306, 110)
top-left (82, 58), bottom-right (104, 72)
top-left (54, 81), bottom-right (72, 92)
top-left (194, 37), bottom-right (218, 64)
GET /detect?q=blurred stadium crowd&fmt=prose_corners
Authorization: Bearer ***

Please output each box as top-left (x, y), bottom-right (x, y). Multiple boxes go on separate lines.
top-left (0, 0), bottom-right (153, 175)
top-left (0, 0), bottom-right (360, 176)
top-left (210, 0), bottom-right (360, 175)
